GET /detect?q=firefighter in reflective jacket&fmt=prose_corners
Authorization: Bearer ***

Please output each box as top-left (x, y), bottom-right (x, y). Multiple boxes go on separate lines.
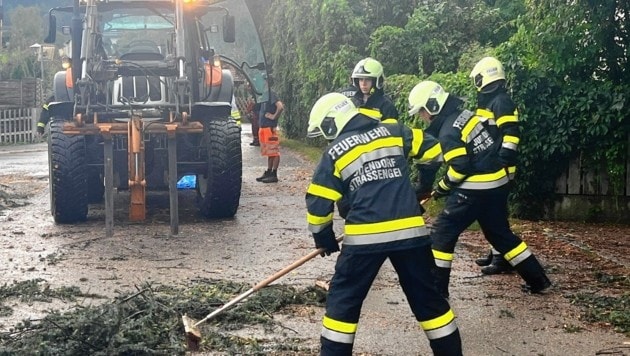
top-left (36, 95), bottom-right (55, 136)
top-left (349, 57), bottom-right (399, 123)
top-left (306, 93), bottom-right (462, 356)
top-left (407, 80), bottom-right (552, 299)
top-left (470, 56), bottom-right (519, 274)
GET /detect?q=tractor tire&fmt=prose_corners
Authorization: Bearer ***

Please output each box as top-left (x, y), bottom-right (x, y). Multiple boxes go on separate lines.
top-left (197, 119), bottom-right (242, 218)
top-left (48, 120), bottom-right (89, 223)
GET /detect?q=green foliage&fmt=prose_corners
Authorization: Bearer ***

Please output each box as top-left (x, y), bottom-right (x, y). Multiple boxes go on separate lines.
top-left (497, 0), bottom-right (630, 218)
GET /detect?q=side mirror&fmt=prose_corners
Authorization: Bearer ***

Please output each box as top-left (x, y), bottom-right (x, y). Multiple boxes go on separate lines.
top-left (223, 14), bottom-right (235, 43)
top-left (44, 14), bottom-right (57, 43)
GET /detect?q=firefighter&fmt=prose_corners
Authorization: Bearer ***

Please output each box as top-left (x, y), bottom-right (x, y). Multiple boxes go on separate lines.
top-left (407, 80), bottom-right (552, 299)
top-left (470, 57), bottom-right (519, 274)
top-left (350, 57), bottom-right (399, 123)
top-left (36, 95), bottom-right (55, 136)
top-left (306, 92), bottom-right (462, 356)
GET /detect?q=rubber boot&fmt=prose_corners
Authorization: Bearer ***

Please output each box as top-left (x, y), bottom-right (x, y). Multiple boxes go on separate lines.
top-left (256, 169), bottom-right (271, 182)
top-left (261, 170), bottom-right (278, 183)
top-left (481, 254), bottom-right (514, 275)
top-left (475, 250), bottom-right (493, 266)
top-left (515, 256), bottom-right (552, 294)
top-left (432, 266), bottom-right (451, 299)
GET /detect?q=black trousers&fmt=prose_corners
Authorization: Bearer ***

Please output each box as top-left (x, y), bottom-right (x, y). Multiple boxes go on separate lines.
top-left (321, 245), bottom-right (462, 356)
top-left (431, 186), bottom-right (548, 290)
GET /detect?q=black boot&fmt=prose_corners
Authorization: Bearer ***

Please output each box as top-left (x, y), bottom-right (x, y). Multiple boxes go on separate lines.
top-left (256, 169), bottom-right (271, 182)
top-left (475, 250), bottom-right (493, 266)
top-left (515, 255), bottom-right (553, 294)
top-left (481, 254), bottom-right (514, 275)
top-left (261, 170), bottom-right (278, 183)
top-left (432, 266), bottom-right (451, 299)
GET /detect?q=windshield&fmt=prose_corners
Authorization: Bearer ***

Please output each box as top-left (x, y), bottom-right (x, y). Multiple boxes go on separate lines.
top-left (99, 8), bottom-right (175, 59)
top-left (201, 0), bottom-right (268, 102)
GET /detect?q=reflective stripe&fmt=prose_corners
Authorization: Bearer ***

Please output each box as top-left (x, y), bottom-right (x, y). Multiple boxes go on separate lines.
top-left (308, 221), bottom-right (332, 233)
top-left (424, 319), bottom-right (459, 340)
top-left (475, 108), bottom-right (494, 119)
top-left (464, 121), bottom-right (487, 144)
top-left (503, 135), bottom-right (520, 144)
top-left (446, 167), bottom-right (466, 183)
top-left (497, 114), bottom-right (518, 126)
top-left (438, 180), bottom-right (451, 191)
top-left (458, 168), bottom-right (509, 190)
top-left (358, 107), bottom-right (382, 120)
top-left (381, 118), bottom-right (398, 124)
top-left (334, 137), bottom-right (403, 178)
top-left (323, 316), bottom-right (358, 333)
top-left (432, 249), bottom-right (453, 268)
top-left (410, 129), bottom-right (424, 157)
top-left (443, 147), bottom-right (466, 162)
top-left (422, 142), bottom-right (442, 162)
top-left (307, 212), bottom-right (333, 233)
top-left (345, 216), bottom-right (424, 235)
top-left (339, 146), bottom-right (403, 181)
top-left (505, 242), bottom-right (532, 266)
top-left (420, 309), bottom-right (456, 331)
top-left (321, 327), bottom-right (355, 344)
top-left (343, 226), bottom-right (429, 245)
top-left (37, 122), bottom-right (46, 128)
top-left (502, 141), bottom-right (518, 151)
top-left (307, 183), bottom-right (342, 202)
top-left (307, 212), bottom-right (334, 225)
top-left (460, 116), bottom-right (480, 142)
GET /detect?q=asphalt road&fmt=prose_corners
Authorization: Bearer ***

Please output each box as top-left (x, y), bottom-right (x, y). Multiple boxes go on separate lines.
top-left (0, 124), bottom-right (628, 355)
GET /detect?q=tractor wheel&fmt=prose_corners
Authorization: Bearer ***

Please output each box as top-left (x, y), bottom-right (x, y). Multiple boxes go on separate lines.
top-left (197, 119), bottom-right (242, 218)
top-left (48, 120), bottom-right (88, 223)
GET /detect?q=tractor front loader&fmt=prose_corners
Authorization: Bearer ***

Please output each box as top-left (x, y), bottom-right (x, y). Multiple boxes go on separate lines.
top-left (43, 0), bottom-right (269, 236)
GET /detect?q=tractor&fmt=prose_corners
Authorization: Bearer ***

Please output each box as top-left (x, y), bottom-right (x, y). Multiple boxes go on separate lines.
top-left (43, 0), bottom-right (269, 236)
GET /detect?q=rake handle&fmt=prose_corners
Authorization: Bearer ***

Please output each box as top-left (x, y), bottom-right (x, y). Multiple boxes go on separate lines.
top-left (193, 235), bottom-right (343, 326)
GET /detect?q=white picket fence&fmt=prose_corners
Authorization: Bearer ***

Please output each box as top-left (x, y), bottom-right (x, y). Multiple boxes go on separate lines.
top-left (0, 107), bottom-right (39, 144)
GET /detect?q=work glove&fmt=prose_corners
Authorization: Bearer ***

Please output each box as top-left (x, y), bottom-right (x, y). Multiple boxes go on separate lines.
top-left (313, 225), bottom-right (339, 257)
top-left (414, 183), bottom-right (432, 202)
top-left (36, 124), bottom-right (45, 135)
top-left (432, 178), bottom-right (453, 199)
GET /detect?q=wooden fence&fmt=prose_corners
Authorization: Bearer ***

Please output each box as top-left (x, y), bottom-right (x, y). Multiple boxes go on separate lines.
top-left (0, 107), bottom-right (39, 144)
top-left (551, 135), bottom-right (630, 222)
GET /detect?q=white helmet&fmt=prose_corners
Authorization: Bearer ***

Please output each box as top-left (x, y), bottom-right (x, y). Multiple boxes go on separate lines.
top-left (351, 57), bottom-right (385, 90)
top-left (470, 56), bottom-right (505, 92)
top-left (407, 81), bottom-right (449, 116)
top-left (308, 93), bottom-right (360, 140)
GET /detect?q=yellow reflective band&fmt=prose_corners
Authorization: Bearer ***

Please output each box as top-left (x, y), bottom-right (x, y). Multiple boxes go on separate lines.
top-left (497, 114), bottom-right (518, 126)
top-left (323, 316), bottom-right (358, 334)
top-left (503, 135), bottom-right (520, 144)
top-left (460, 116), bottom-right (479, 141)
top-left (410, 129), bottom-right (424, 157)
top-left (43, 104), bottom-right (50, 110)
top-left (307, 212), bottom-right (333, 225)
top-left (447, 166), bottom-right (465, 180)
top-left (475, 108), bottom-right (494, 119)
top-left (359, 107), bottom-right (382, 120)
top-left (507, 166), bottom-right (516, 174)
top-left (443, 147), bottom-right (466, 162)
top-left (334, 136), bottom-right (403, 177)
top-left (432, 249), bottom-right (453, 261)
top-left (465, 168), bottom-right (506, 182)
top-left (505, 242), bottom-right (528, 261)
top-left (422, 142), bottom-right (441, 162)
top-left (382, 118), bottom-right (398, 124)
top-left (231, 111), bottom-right (241, 119)
top-left (438, 180), bottom-right (450, 190)
top-left (420, 309), bottom-right (456, 331)
top-left (37, 122), bottom-right (46, 128)
top-left (345, 216), bottom-right (424, 235)
top-left (306, 183), bottom-right (342, 202)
